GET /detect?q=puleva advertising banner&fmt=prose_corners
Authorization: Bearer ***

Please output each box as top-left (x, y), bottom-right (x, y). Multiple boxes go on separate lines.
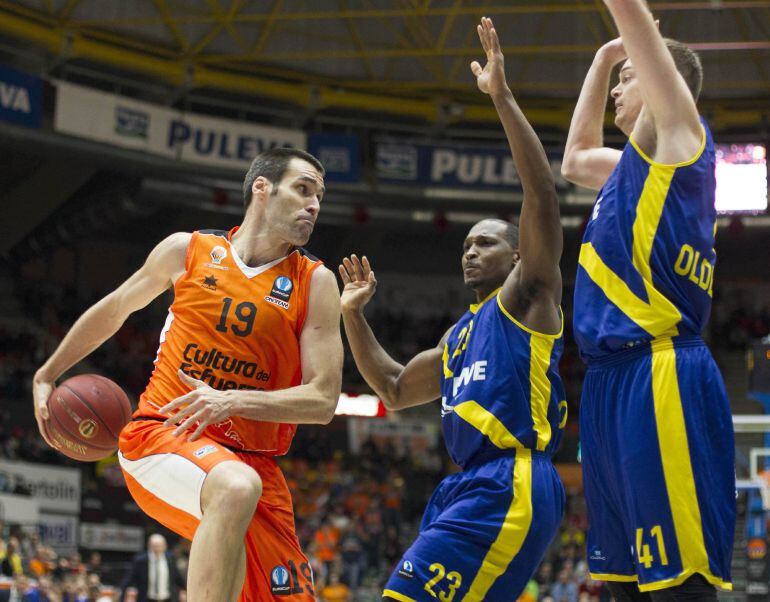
top-left (54, 80), bottom-right (306, 169)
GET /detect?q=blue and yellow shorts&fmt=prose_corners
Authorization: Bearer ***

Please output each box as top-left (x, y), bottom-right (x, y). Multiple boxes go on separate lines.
top-left (580, 337), bottom-right (735, 593)
top-left (383, 450), bottom-right (563, 602)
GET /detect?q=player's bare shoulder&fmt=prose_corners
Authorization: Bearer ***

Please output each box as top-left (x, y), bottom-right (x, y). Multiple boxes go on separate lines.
top-left (307, 265), bottom-right (341, 306)
top-left (145, 232), bottom-right (193, 286)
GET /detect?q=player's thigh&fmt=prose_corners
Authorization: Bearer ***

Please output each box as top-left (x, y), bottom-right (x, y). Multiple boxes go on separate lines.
top-left (610, 344), bottom-right (733, 591)
top-left (580, 367), bottom-right (638, 582)
top-left (118, 419), bottom-right (244, 540)
top-left (384, 451), bottom-right (563, 602)
top-left (237, 454), bottom-right (315, 602)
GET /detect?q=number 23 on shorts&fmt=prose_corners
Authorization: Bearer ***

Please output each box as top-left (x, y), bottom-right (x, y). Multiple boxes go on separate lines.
top-left (424, 563), bottom-right (463, 602)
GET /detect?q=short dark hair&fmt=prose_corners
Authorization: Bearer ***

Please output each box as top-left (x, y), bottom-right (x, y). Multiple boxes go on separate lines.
top-left (664, 38), bottom-right (703, 101)
top-left (242, 147), bottom-right (324, 208)
top-left (480, 218), bottom-right (519, 248)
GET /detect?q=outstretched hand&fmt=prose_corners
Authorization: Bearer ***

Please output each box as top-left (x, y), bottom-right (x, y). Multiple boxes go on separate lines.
top-left (339, 255), bottom-right (377, 312)
top-left (470, 17), bottom-right (508, 96)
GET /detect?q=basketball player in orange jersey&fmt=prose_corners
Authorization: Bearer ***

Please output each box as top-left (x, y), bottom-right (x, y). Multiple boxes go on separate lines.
top-left (31, 148), bottom-right (344, 602)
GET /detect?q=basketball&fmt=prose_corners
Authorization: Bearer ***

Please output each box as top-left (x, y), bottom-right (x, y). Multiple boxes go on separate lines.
top-left (46, 374), bottom-right (133, 462)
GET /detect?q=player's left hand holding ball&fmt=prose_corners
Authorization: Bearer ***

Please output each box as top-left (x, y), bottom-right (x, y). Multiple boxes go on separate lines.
top-left (32, 369), bottom-right (57, 447)
top-left (160, 370), bottom-right (236, 441)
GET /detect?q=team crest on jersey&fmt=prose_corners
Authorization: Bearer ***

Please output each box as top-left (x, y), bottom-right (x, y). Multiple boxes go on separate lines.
top-left (210, 245), bottom-right (228, 264)
top-left (270, 565), bottom-right (291, 595)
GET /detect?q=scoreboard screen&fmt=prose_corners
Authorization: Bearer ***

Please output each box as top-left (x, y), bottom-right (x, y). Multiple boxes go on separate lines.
top-left (715, 143), bottom-right (767, 214)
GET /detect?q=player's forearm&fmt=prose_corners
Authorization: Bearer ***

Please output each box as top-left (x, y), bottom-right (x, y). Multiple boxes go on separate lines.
top-left (231, 381), bottom-right (339, 424)
top-left (490, 87), bottom-right (556, 202)
top-left (341, 307), bottom-right (404, 407)
top-left (562, 50), bottom-right (614, 178)
top-left (37, 297), bottom-right (126, 380)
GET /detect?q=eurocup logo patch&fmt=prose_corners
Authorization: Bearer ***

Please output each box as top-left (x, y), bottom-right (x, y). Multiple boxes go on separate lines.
top-left (270, 276), bottom-right (294, 301)
top-left (210, 245), bottom-right (227, 264)
top-left (270, 565), bottom-right (290, 595)
top-left (397, 558), bottom-right (415, 580)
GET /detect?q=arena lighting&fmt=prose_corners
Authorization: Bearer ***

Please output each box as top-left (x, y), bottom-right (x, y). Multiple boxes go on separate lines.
top-left (334, 393), bottom-right (387, 417)
top-left (715, 143), bottom-right (767, 214)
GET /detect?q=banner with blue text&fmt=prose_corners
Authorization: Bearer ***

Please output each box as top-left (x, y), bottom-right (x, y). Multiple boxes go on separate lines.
top-left (376, 141), bottom-right (568, 191)
top-left (54, 81), bottom-right (306, 169)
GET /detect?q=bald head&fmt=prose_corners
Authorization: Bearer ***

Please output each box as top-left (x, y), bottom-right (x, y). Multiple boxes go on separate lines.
top-left (148, 534), bottom-right (167, 555)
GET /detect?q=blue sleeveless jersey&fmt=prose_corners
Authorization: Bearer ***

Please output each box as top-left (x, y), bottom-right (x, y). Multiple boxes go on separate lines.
top-left (574, 119), bottom-right (717, 361)
top-left (440, 291), bottom-right (567, 469)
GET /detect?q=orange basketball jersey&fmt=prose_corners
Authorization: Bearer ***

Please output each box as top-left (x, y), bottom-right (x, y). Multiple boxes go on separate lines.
top-left (136, 227), bottom-right (322, 454)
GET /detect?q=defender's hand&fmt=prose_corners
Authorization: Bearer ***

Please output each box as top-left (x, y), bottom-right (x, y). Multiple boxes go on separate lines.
top-left (339, 255), bottom-right (377, 312)
top-left (32, 369), bottom-right (56, 448)
top-left (470, 17), bottom-right (507, 97)
top-left (160, 370), bottom-right (237, 441)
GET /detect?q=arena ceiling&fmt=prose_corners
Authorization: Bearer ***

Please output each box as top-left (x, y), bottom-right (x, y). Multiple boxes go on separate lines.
top-left (0, 0), bottom-right (769, 129)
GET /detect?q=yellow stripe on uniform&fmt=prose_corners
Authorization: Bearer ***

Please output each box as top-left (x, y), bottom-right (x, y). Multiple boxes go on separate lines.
top-left (453, 401), bottom-right (524, 450)
top-left (495, 296), bottom-right (561, 450)
top-left (578, 160), bottom-right (684, 339)
top-left (630, 165), bottom-right (684, 327)
top-left (631, 165), bottom-right (675, 284)
top-left (590, 573), bottom-right (638, 583)
top-left (463, 449), bottom-right (533, 602)
top-left (578, 243), bottom-right (680, 338)
top-left (650, 339), bottom-right (712, 586)
top-left (382, 589), bottom-right (418, 602)
top-left (529, 336), bottom-right (555, 451)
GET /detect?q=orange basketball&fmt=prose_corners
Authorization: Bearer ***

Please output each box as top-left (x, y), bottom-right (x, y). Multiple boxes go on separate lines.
top-left (47, 374), bottom-right (132, 461)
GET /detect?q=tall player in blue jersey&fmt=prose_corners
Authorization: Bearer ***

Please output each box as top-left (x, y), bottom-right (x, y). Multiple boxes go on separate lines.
top-left (339, 18), bottom-right (566, 602)
top-left (562, 1), bottom-right (734, 600)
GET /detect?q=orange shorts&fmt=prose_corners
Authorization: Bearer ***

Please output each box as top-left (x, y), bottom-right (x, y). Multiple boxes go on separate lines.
top-left (119, 419), bottom-right (314, 602)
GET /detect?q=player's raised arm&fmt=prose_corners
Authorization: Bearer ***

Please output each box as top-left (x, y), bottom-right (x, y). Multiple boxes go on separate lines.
top-left (162, 266), bottom-right (343, 435)
top-left (603, 0), bottom-right (701, 156)
top-left (561, 37), bottom-right (625, 190)
top-left (339, 255), bottom-right (443, 411)
top-left (32, 232), bottom-right (191, 444)
top-left (472, 18), bottom-right (562, 322)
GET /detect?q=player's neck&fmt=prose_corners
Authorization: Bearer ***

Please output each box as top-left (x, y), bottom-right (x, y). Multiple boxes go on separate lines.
top-left (474, 285), bottom-right (498, 305)
top-left (231, 224), bottom-right (292, 267)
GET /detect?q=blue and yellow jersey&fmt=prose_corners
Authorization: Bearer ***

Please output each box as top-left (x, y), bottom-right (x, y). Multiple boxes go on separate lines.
top-left (440, 290), bottom-right (567, 469)
top-left (574, 119), bottom-right (717, 361)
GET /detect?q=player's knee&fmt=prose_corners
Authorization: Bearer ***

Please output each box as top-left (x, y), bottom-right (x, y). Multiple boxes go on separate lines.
top-left (202, 462), bottom-right (262, 520)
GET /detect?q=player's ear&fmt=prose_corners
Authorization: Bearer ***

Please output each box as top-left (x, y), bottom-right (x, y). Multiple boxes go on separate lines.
top-left (512, 250), bottom-right (521, 266)
top-left (252, 176), bottom-right (272, 203)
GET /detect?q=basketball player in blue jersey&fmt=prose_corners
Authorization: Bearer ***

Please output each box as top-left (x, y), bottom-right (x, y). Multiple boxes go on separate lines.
top-left (340, 18), bottom-right (566, 602)
top-left (561, 1), bottom-right (735, 600)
